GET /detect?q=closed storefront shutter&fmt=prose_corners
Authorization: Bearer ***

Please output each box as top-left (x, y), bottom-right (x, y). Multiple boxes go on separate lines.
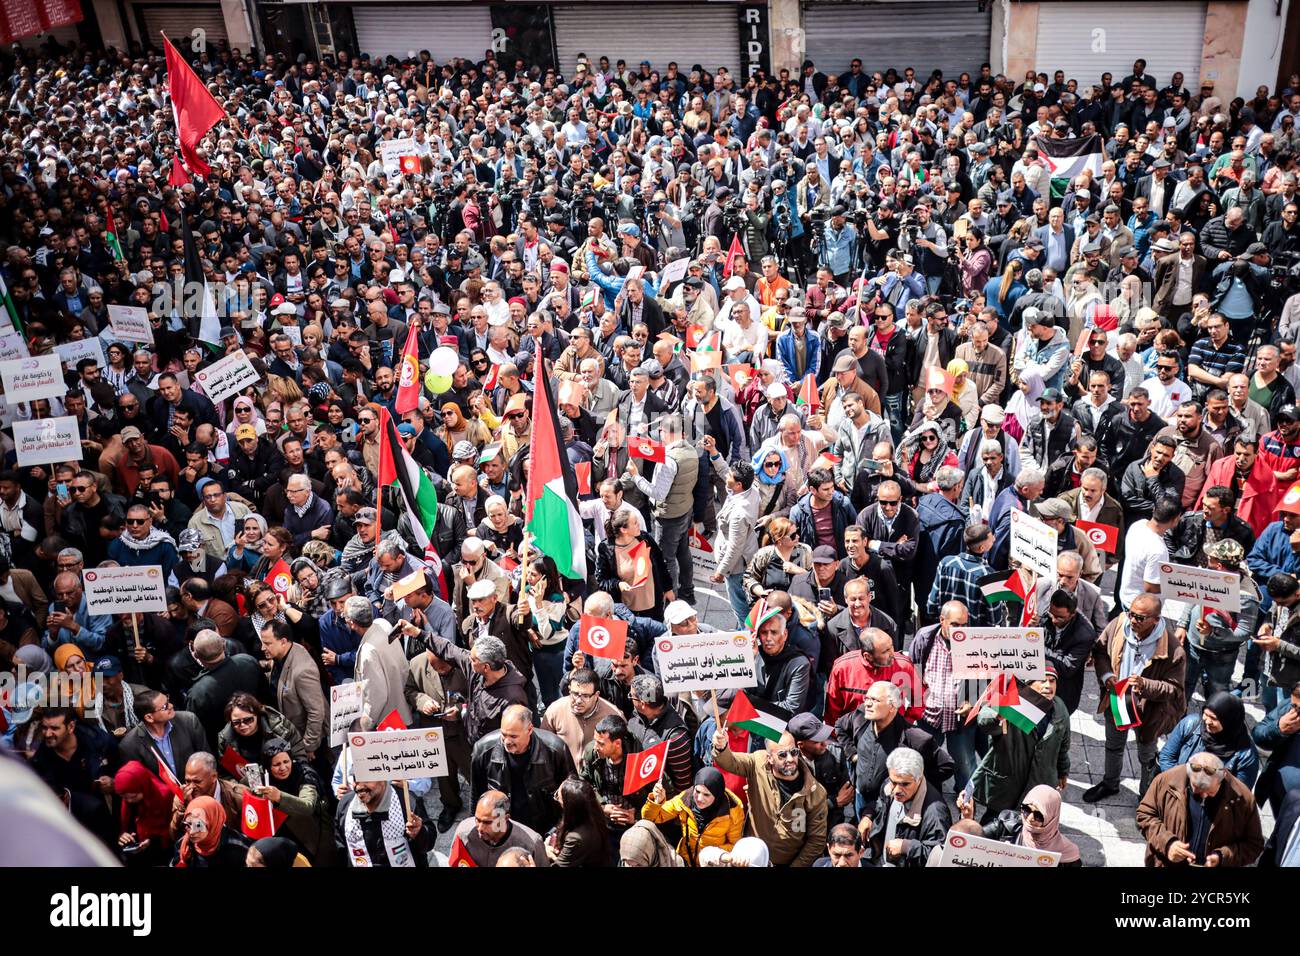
top-left (553, 4), bottom-right (740, 79)
top-left (350, 3), bottom-right (493, 62)
top-left (1034, 1), bottom-right (1208, 90)
top-left (803, 1), bottom-right (992, 82)
top-left (135, 3), bottom-right (228, 47)
top-left (13, 23), bottom-right (79, 48)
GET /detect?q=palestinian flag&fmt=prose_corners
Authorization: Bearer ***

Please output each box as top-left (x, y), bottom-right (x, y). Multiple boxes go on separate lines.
top-left (744, 596), bottom-right (783, 633)
top-left (180, 199), bottom-right (221, 347)
top-left (524, 366), bottom-right (588, 580)
top-left (1110, 677), bottom-right (1142, 731)
top-left (1033, 133), bottom-right (1104, 199)
top-left (977, 569), bottom-right (1031, 605)
top-left (796, 373), bottom-right (819, 409)
top-left (0, 272), bottom-right (21, 334)
top-left (377, 407), bottom-right (440, 562)
top-left (104, 206), bottom-right (125, 263)
top-left (997, 678), bottom-right (1051, 734)
top-left (725, 690), bottom-right (789, 743)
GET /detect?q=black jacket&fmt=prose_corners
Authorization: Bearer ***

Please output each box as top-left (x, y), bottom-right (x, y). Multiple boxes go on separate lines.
top-left (835, 710), bottom-right (953, 815)
top-left (227, 438), bottom-right (285, 505)
top-left (470, 728), bottom-right (576, 834)
top-left (866, 778), bottom-right (952, 866)
top-left (1042, 614), bottom-right (1098, 714)
top-left (185, 654), bottom-right (271, 750)
top-left (872, 326), bottom-right (920, 396)
top-left (118, 711), bottom-right (208, 779)
top-left (1102, 409), bottom-right (1168, 477)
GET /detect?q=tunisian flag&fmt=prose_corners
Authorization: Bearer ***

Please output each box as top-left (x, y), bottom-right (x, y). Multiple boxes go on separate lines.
top-left (622, 740), bottom-right (669, 795)
top-left (578, 614), bottom-right (627, 661)
top-left (163, 33), bottom-right (227, 178)
top-left (240, 791), bottom-right (287, 839)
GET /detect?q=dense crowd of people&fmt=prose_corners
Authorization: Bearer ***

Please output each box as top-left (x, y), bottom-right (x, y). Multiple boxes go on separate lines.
top-left (2, 33), bottom-right (1300, 868)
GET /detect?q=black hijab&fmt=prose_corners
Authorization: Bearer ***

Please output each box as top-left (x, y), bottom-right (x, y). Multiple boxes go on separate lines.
top-left (261, 737), bottom-right (309, 795)
top-left (1201, 692), bottom-right (1251, 759)
top-left (686, 767), bottom-right (728, 830)
top-left (251, 837), bottom-right (300, 868)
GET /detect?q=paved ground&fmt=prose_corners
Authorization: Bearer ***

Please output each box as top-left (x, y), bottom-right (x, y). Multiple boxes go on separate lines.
top-left (420, 566), bottom-right (1275, 866)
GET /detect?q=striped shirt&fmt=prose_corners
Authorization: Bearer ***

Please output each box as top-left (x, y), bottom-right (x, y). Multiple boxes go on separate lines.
top-left (1186, 339), bottom-right (1246, 381)
top-left (926, 552), bottom-right (1007, 627)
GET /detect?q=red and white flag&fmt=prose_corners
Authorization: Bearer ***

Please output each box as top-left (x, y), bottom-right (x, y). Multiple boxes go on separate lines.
top-left (628, 540), bottom-right (651, 588)
top-left (152, 748), bottom-right (185, 800)
top-left (220, 746), bottom-right (248, 777)
top-left (240, 790), bottom-right (287, 840)
top-left (163, 34), bottom-right (227, 178)
top-left (578, 614), bottom-right (628, 660)
top-left (448, 835), bottom-right (477, 867)
top-left (628, 436), bottom-right (665, 463)
top-left (796, 373), bottom-right (819, 409)
top-left (393, 323), bottom-right (422, 414)
top-left (376, 709), bottom-right (408, 732)
top-left (574, 461), bottom-right (592, 495)
top-left (622, 740), bottom-right (669, 795)
top-left (1075, 519), bottom-right (1119, 554)
top-left (265, 558), bottom-right (292, 598)
top-left (399, 154), bottom-right (421, 176)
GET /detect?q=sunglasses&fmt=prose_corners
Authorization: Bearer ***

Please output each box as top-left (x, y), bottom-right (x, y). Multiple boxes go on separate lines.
top-left (921, 434), bottom-right (938, 442)
top-left (125, 518), bottom-right (148, 526)
top-left (1128, 611), bottom-right (1153, 623)
top-left (764, 461), bottom-right (781, 470)
top-left (1019, 804), bottom-right (1045, 824)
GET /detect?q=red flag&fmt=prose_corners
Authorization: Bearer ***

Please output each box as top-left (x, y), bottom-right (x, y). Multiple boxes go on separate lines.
top-left (579, 614), bottom-right (628, 660)
top-left (622, 740), bottom-right (670, 795)
top-left (796, 373), bottom-right (819, 409)
top-left (448, 835), bottom-right (477, 867)
top-left (1093, 304), bottom-right (1118, 332)
top-left (159, 206), bottom-right (169, 233)
top-left (688, 526), bottom-right (713, 553)
top-left (628, 436), bottom-right (666, 463)
top-left (399, 154), bottom-right (421, 176)
top-left (1075, 519), bottom-right (1119, 554)
top-left (377, 709), bottom-right (408, 732)
top-left (168, 154), bottom-right (190, 188)
top-left (220, 746), bottom-right (248, 777)
top-left (723, 234), bottom-right (744, 278)
top-left (265, 558), bottom-right (292, 598)
top-left (240, 790), bottom-right (287, 839)
top-left (393, 323), bottom-right (422, 414)
top-left (628, 540), bottom-right (651, 588)
top-left (1018, 572), bottom-right (1037, 627)
top-left (574, 461), bottom-right (592, 495)
top-left (481, 363), bottom-right (501, 391)
top-left (152, 747), bottom-right (185, 800)
top-left (724, 363), bottom-right (753, 393)
top-left (689, 350), bottom-right (723, 372)
top-left (685, 324), bottom-right (707, 348)
top-left (163, 34), bottom-right (227, 178)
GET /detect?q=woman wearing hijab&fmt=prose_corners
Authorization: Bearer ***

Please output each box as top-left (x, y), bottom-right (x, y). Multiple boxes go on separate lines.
top-left (750, 446), bottom-right (800, 541)
top-left (963, 782), bottom-right (1082, 865)
top-left (895, 420), bottom-right (959, 493)
top-left (246, 836), bottom-right (310, 868)
top-left (618, 820), bottom-right (685, 867)
top-left (698, 836), bottom-right (772, 867)
top-left (226, 513), bottom-right (268, 575)
top-left (640, 767), bottom-right (745, 866)
top-left (114, 761), bottom-right (174, 867)
top-left (252, 738), bottom-right (336, 865)
top-left (434, 400), bottom-right (491, 451)
top-left (170, 795), bottom-right (251, 868)
top-left (946, 358), bottom-right (980, 432)
top-left (1159, 692), bottom-right (1260, 788)
top-left (909, 372), bottom-right (964, 445)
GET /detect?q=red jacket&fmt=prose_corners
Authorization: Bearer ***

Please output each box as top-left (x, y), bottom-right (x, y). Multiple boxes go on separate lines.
top-left (1196, 455), bottom-right (1281, 538)
top-left (824, 650), bottom-right (924, 727)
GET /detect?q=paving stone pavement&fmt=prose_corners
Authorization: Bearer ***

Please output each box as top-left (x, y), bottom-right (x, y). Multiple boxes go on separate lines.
top-left (422, 567), bottom-right (1275, 866)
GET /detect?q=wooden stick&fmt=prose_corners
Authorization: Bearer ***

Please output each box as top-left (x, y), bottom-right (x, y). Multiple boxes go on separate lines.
top-left (130, 613), bottom-right (141, 652)
top-left (710, 689), bottom-right (721, 732)
top-left (399, 778), bottom-right (412, 818)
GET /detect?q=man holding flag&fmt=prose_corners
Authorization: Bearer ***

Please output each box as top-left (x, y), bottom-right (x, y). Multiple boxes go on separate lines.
top-left (1085, 593), bottom-right (1186, 803)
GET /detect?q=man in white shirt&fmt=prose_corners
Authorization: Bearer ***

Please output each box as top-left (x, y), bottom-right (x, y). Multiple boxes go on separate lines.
top-left (1140, 353), bottom-right (1194, 418)
top-left (1118, 496), bottom-right (1182, 611)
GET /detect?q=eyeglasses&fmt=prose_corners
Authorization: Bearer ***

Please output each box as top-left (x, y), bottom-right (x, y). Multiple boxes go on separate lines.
top-left (878, 498), bottom-right (900, 508)
top-left (125, 518), bottom-right (148, 526)
top-left (1019, 803), bottom-right (1045, 823)
top-left (570, 690), bottom-right (597, 701)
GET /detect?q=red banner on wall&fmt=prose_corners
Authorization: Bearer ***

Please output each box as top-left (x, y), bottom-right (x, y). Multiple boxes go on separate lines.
top-left (0, 0), bottom-right (83, 45)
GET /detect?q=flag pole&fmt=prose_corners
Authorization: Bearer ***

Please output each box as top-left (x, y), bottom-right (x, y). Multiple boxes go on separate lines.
top-left (710, 689), bottom-right (721, 732)
top-left (516, 532), bottom-right (533, 626)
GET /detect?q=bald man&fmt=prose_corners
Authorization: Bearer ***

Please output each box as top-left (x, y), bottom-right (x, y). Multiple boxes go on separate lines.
top-left (450, 789), bottom-right (550, 867)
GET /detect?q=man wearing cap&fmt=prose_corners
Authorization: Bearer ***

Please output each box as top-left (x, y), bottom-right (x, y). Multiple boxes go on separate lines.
top-left (775, 306), bottom-right (822, 384)
top-left (113, 426), bottom-right (180, 499)
top-left (787, 712), bottom-right (851, 829)
top-left (1020, 387), bottom-right (1078, 471)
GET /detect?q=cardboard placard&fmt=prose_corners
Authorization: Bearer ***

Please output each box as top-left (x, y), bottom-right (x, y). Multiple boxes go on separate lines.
top-left (347, 728), bottom-right (449, 781)
top-left (194, 349), bottom-right (261, 405)
top-left (939, 830), bottom-right (1060, 868)
top-left (107, 305), bottom-right (154, 345)
top-left (1010, 508), bottom-right (1057, 584)
top-left (0, 354), bottom-right (65, 403)
top-left (378, 137), bottom-right (418, 177)
top-left (654, 631), bottom-right (757, 695)
top-left (329, 682), bottom-right (366, 748)
top-left (13, 415), bottom-right (82, 466)
top-left (1158, 562), bottom-right (1241, 614)
top-left (54, 337), bottom-right (105, 371)
top-left (948, 627), bottom-right (1047, 680)
top-left (82, 566), bottom-right (168, 615)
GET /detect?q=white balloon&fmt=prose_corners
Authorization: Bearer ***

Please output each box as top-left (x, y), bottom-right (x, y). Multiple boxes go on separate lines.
top-left (428, 346), bottom-right (459, 376)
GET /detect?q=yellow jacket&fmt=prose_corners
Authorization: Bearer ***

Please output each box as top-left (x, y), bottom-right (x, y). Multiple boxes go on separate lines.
top-left (641, 789), bottom-right (745, 866)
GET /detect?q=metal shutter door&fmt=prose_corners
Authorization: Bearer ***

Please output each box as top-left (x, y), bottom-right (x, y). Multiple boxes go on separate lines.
top-left (13, 24), bottom-right (80, 48)
top-left (553, 4), bottom-right (740, 79)
top-left (351, 4), bottom-right (493, 63)
top-left (804, 1), bottom-right (992, 83)
top-left (138, 4), bottom-right (228, 46)
top-left (1035, 1), bottom-right (1207, 90)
